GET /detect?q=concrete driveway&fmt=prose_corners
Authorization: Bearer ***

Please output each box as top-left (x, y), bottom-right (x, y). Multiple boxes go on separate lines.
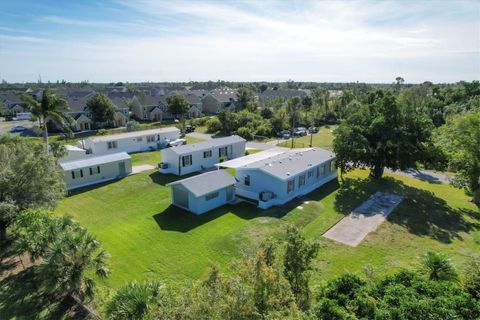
top-left (323, 192), bottom-right (404, 247)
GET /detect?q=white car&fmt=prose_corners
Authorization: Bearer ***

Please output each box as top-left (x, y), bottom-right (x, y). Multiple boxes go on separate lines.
top-left (167, 138), bottom-right (186, 147)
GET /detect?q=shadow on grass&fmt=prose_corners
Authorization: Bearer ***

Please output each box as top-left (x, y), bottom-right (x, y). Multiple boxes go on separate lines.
top-left (0, 266), bottom-right (87, 319)
top-left (66, 176), bottom-right (128, 196)
top-left (148, 171), bottom-right (200, 186)
top-left (153, 178), bottom-right (341, 233)
top-left (334, 176), bottom-right (480, 244)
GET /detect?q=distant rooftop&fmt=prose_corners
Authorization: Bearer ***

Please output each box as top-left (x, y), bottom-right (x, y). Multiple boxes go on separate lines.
top-left (87, 127), bottom-right (180, 142)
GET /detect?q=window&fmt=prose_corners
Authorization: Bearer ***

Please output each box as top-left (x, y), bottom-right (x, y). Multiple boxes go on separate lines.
top-left (71, 171), bottom-right (75, 179)
top-left (203, 150), bottom-right (212, 158)
top-left (147, 135), bottom-right (155, 143)
top-left (308, 169), bottom-right (314, 178)
top-left (287, 179), bottom-right (295, 193)
top-left (298, 174), bottom-right (306, 188)
top-left (80, 169), bottom-right (83, 178)
top-left (317, 165), bottom-right (325, 178)
top-left (219, 146), bottom-right (228, 157)
top-left (107, 141), bottom-right (118, 149)
top-left (157, 134), bottom-right (160, 141)
top-left (330, 160), bottom-right (336, 173)
top-left (205, 191), bottom-right (219, 201)
top-left (137, 137), bottom-right (143, 142)
top-left (97, 166), bottom-right (101, 174)
top-left (244, 175), bottom-right (250, 186)
top-left (182, 155), bottom-right (192, 167)
top-left (89, 168), bottom-right (93, 175)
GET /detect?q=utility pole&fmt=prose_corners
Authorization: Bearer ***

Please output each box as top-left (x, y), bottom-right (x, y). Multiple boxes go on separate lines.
top-left (291, 108), bottom-right (295, 149)
top-left (309, 130), bottom-right (313, 147)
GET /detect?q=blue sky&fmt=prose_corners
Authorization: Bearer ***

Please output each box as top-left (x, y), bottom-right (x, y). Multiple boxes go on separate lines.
top-left (0, 0), bottom-right (479, 83)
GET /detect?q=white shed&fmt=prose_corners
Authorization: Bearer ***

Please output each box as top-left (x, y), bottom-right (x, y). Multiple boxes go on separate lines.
top-left (59, 152), bottom-right (132, 190)
top-left (59, 145), bottom-right (88, 162)
top-left (78, 127), bottom-right (180, 155)
top-left (159, 135), bottom-right (246, 176)
top-left (219, 148), bottom-right (337, 209)
top-left (166, 170), bottom-right (236, 214)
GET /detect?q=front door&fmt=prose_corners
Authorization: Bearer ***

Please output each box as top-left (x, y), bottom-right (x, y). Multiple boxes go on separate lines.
top-left (118, 162), bottom-right (126, 176)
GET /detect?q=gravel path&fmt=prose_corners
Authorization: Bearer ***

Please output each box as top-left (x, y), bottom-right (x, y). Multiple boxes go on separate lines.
top-left (386, 168), bottom-right (450, 184)
top-left (131, 164), bottom-right (155, 174)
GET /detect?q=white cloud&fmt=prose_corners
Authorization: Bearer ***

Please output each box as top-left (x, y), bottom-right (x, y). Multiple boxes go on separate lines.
top-left (0, 0), bottom-right (478, 82)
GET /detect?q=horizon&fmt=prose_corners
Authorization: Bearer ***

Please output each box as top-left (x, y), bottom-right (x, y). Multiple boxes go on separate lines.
top-left (0, 0), bottom-right (479, 83)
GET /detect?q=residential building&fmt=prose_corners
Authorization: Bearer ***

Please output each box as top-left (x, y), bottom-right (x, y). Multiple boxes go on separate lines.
top-left (259, 89), bottom-right (307, 101)
top-left (201, 88), bottom-right (237, 114)
top-left (159, 135), bottom-right (246, 176)
top-left (166, 170), bottom-right (236, 215)
top-left (78, 127), bottom-right (180, 155)
top-left (218, 147), bottom-right (337, 209)
top-left (59, 152), bottom-right (132, 190)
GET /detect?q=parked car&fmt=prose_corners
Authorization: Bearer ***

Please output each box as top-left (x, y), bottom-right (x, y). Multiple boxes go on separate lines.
top-left (10, 125), bottom-right (27, 133)
top-left (279, 130), bottom-right (291, 139)
top-left (185, 125), bottom-right (196, 133)
top-left (167, 138), bottom-right (187, 147)
top-left (308, 126), bottom-right (318, 134)
top-left (4, 115), bottom-right (14, 121)
top-left (293, 127), bottom-right (307, 137)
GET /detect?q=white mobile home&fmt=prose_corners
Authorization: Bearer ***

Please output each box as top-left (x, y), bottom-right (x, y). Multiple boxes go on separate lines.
top-left (167, 170), bottom-right (236, 214)
top-left (218, 148), bottom-right (337, 209)
top-left (78, 127), bottom-right (180, 155)
top-left (59, 152), bottom-right (132, 190)
top-left (59, 145), bottom-right (88, 162)
top-left (159, 135), bottom-right (246, 176)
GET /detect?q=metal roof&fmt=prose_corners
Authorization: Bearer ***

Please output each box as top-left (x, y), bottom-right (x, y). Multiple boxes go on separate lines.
top-left (167, 135), bottom-right (245, 155)
top-left (167, 170), bottom-right (236, 197)
top-left (238, 148), bottom-right (335, 180)
top-left (87, 127), bottom-right (179, 142)
top-left (59, 152), bottom-right (131, 171)
top-left (215, 147), bottom-right (298, 169)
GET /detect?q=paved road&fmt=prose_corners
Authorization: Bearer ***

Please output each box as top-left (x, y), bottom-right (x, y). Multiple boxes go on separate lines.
top-left (385, 168), bottom-right (450, 184)
top-left (0, 119), bottom-right (36, 135)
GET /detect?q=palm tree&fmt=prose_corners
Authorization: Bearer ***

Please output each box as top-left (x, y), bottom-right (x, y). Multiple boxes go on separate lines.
top-left (22, 89), bottom-right (72, 154)
top-left (105, 280), bottom-right (162, 320)
top-left (39, 225), bottom-right (110, 300)
top-left (421, 251), bottom-right (457, 281)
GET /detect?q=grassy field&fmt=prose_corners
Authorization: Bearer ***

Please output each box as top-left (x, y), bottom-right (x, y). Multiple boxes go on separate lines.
top-left (277, 125), bottom-right (337, 150)
top-left (52, 168), bottom-right (479, 291)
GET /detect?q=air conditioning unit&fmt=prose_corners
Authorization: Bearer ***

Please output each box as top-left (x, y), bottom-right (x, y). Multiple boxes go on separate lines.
top-left (260, 191), bottom-right (275, 201)
top-left (158, 162), bottom-right (168, 169)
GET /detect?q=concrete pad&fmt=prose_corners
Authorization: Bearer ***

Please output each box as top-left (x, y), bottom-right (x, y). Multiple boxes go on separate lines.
top-left (323, 192), bottom-right (403, 247)
top-left (131, 164), bottom-right (155, 174)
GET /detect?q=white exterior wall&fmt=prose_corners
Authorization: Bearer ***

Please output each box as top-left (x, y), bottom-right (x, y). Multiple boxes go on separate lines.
top-left (171, 185), bottom-right (234, 215)
top-left (160, 140), bottom-right (246, 175)
top-left (84, 131), bottom-right (180, 155)
top-left (235, 159), bottom-right (337, 209)
top-left (63, 158), bottom-right (132, 190)
top-left (61, 148), bottom-right (87, 162)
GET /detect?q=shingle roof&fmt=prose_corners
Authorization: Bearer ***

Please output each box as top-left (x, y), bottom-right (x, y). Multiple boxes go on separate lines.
top-left (167, 170), bottom-right (236, 197)
top-left (59, 152), bottom-right (130, 171)
top-left (208, 89), bottom-right (237, 102)
top-left (166, 135), bottom-right (245, 155)
top-left (242, 147), bottom-right (335, 180)
top-left (87, 127), bottom-right (180, 142)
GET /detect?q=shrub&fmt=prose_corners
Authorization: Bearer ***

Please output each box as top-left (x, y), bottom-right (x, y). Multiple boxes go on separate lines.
top-left (206, 118), bottom-right (222, 133)
top-left (126, 120), bottom-right (141, 132)
top-left (237, 127), bottom-right (254, 140)
top-left (97, 129), bottom-right (108, 136)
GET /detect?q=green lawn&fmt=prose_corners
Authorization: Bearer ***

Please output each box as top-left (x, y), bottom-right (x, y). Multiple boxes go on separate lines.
top-left (53, 168), bottom-right (479, 292)
top-left (277, 125), bottom-right (337, 150)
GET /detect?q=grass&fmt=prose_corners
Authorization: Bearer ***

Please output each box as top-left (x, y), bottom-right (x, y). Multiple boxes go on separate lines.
top-left (277, 125), bottom-right (337, 150)
top-left (50, 168), bottom-right (479, 292)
